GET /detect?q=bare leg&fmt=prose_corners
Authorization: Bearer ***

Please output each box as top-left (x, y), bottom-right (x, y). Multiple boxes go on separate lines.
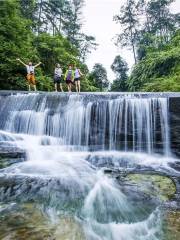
top-left (68, 84), bottom-right (72, 92)
top-left (60, 84), bottom-right (64, 92)
top-left (28, 85), bottom-right (31, 91)
top-left (67, 84), bottom-right (70, 92)
top-left (75, 81), bottom-right (78, 92)
top-left (78, 81), bottom-right (81, 93)
top-left (34, 85), bottom-right (37, 91)
top-left (55, 83), bottom-right (57, 92)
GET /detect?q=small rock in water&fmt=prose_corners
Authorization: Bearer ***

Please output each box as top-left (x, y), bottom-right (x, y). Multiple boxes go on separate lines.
top-left (0, 146), bottom-right (26, 169)
top-left (122, 174), bottom-right (176, 201)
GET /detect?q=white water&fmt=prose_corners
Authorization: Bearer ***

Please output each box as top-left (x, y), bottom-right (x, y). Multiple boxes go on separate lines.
top-left (0, 94), bottom-right (171, 154)
top-left (0, 93), bottom-right (177, 239)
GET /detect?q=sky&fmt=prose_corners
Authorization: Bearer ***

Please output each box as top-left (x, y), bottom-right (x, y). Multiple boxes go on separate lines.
top-left (82, 0), bottom-right (180, 81)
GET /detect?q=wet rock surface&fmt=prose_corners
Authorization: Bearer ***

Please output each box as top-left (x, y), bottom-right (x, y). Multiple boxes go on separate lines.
top-left (0, 147), bottom-right (26, 169)
top-left (0, 175), bottom-right (86, 210)
top-left (162, 211), bottom-right (180, 240)
top-left (169, 97), bottom-right (180, 157)
top-left (0, 91), bottom-right (179, 239)
top-left (0, 203), bottom-right (85, 240)
top-left (103, 165), bottom-right (180, 209)
top-left (120, 174), bottom-right (176, 202)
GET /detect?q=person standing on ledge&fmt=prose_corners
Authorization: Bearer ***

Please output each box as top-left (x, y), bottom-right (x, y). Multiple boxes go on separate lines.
top-left (54, 63), bottom-right (63, 92)
top-left (64, 65), bottom-right (74, 92)
top-left (16, 58), bottom-right (42, 91)
top-left (74, 66), bottom-right (83, 93)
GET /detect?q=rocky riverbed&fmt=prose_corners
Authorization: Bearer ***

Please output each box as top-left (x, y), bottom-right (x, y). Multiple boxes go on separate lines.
top-left (0, 92), bottom-right (179, 239)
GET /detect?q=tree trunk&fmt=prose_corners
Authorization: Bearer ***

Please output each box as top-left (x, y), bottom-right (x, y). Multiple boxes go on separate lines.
top-left (130, 27), bottom-right (137, 64)
top-left (38, 0), bottom-right (43, 35)
top-left (132, 43), bottom-right (137, 64)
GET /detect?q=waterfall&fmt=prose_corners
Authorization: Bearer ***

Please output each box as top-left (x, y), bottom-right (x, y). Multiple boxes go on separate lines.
top-left (0, 93), bottom-right (175, 240)
top-left (0, 93), bottom-right (170, 155)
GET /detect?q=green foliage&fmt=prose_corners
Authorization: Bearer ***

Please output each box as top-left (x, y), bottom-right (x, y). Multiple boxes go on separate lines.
top-left (114, 0), bottom-right (140, 63)
top-left (89, 64), bottom-right (109, 91)
top-left (113, 0), bottom-right (180, 92)
top-left (23, 0), bottom-right (96, 59)
top-left (110, 56), bottom-right (129, 92)
top-left (19, 0), bottom-right (37, 23)
top-left (128, 31), bottom-right (180, 91)
top-left (0, 0), bottom-right (97, 92)
top-left (0, 0), bottom-right (38, 90)
top-left (115, 0), bottom-right (179, 71)
top-left (146, 0), bottom-right (177, 39)
top-left (34, 33), bottom-right (78, 73)
top-left (36, 75), bottom-right (53, 92)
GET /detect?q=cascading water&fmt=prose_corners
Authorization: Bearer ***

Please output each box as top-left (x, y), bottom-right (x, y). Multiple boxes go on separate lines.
top-left (0, 93), bottom-right (178, 239)
top-left (0, 94), bottom-right (170, 154)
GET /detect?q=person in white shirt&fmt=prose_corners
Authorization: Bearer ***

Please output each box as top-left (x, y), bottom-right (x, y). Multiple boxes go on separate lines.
top-left (74, 66), bottom-right (83, 93)
top-left (54, 63), bottom-right (63, 92)
top-left (17, 58), bottom-right (42, 91)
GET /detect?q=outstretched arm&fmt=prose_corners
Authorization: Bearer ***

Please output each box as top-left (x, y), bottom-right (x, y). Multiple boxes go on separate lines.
top-left (16, 58), bottom-right (26, 67)
top-left (34, 62), bottom-right (42, 68)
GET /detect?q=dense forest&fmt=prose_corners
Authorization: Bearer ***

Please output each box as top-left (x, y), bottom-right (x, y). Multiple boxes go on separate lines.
top-left (0, 0), bottom-right (105, 92)
top-left (0, 0), bottom-right (179, 92)
top-left (111, 0), bottom-right (180, 92)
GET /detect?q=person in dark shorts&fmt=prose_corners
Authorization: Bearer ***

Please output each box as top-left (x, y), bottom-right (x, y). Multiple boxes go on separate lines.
top-left (54, 64), bottom-right (63, 92)
top-left (74, 66), bottom-right (83, 93)
top-left (64, 65), bottom-right (74, 92)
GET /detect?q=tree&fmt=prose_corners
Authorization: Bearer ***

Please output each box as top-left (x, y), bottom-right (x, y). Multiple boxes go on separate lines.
top-left (89, 64), bottom-right (109, 91)
top-left (110, 56), bottom-right (129, 92)
top-left (0, 0), bottom-right (98, 92)
top-left (128, 30), bottom-right (180, 92)
top-left (79, 34), bottom-right (98, 62)
top-left (34, 33), bottom-right (79, 75)
top-left (62, 0), bottom-right (84, 48)
top-left (0, 0), bottom-right (38, 90)
top-left (136, 32), bottom-right (155, 60)
top-left (114, 0), bottom-right (140, 64)
top-left (114, 0), bottom-right (179, 64)
top-left (19, 0), bottom-right (37, 24)
top-left (146, 0), bottom-right (176, 42)
top-left (135, 0), bottom-right (180, 60)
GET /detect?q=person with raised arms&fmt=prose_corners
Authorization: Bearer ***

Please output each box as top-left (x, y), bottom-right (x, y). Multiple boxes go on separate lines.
top-left (16, 58), bottom-right (42, 91)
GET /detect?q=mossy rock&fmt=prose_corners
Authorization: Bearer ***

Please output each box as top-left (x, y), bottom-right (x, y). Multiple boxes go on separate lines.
top-left (0, 203), bottom-right (85, 240)
top-left (125, 174), bottom-right (176, 201)
top-left (162, 211), bottom-right (180, 240)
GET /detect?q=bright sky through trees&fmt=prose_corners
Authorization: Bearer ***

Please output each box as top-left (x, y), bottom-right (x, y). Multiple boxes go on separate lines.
top-left (83, 0), bottom-right (180, 81)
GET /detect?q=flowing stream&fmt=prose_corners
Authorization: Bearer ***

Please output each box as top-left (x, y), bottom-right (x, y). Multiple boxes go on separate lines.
top-left (0, 93), bottom-right (179, 240)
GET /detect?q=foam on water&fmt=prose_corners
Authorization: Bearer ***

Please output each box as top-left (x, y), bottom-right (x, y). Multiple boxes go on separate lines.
top-left (0, 93), bottom-right (171, 154)
top-left (0, 93), bottom-right (177, 239)
top-left (83, 209), bottom-right (162, 240)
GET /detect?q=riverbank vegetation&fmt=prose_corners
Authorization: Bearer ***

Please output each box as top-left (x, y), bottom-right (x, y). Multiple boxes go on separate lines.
top-left (0, 0), bottom-right (102, 92)
top-left (0, 0), bottom-right (179, 92)
top-left (111, 0), bottom-right (180, 92)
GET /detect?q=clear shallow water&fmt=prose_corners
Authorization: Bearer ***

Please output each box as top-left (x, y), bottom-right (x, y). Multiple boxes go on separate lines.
top-left (0, 93), bottom-right (179, 239)
top-left (0, 131), bottom-right (178, 239)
